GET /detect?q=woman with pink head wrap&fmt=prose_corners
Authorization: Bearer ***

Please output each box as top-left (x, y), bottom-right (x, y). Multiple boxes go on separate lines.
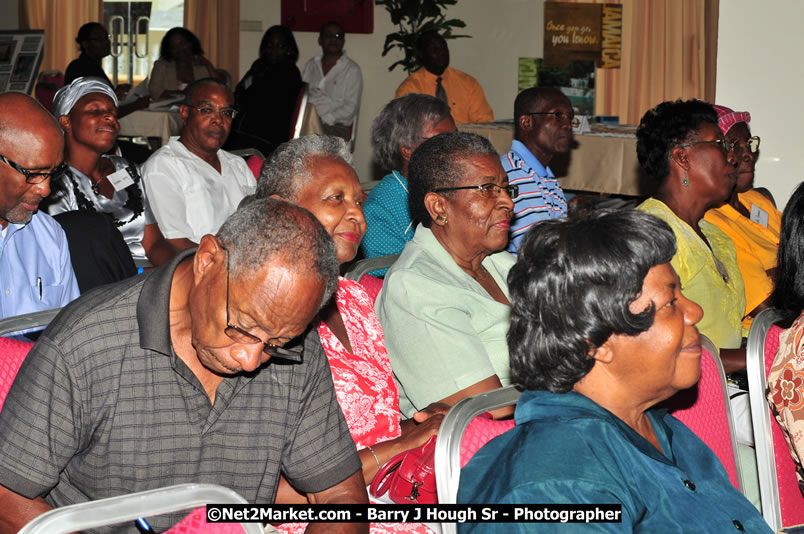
top-left (703, 104), bottom-right (781, 330)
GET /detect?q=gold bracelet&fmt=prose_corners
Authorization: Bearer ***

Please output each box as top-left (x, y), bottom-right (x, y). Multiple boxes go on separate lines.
top-left (366, 445), bottom-right (381, 471)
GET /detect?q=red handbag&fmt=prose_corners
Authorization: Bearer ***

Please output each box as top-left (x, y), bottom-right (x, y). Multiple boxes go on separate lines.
top-left (369, 435), bottom-right (438, 504)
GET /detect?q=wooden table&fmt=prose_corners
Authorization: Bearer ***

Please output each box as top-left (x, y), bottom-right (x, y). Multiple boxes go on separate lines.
top-left (458, 121), bottom-right (656, 197)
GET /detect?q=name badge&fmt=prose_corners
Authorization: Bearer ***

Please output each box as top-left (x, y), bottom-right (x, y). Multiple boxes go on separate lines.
top-left (106, 168), bottom-right (135, 191)
top-left (750, 204), bottom-right (769, 227)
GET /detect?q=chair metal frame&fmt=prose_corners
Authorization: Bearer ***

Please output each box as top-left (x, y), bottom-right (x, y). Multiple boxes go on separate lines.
top-left (434, 385), bottom-right (521, 534)
top-left (0, 308), bottom-right (62, 337)
top-left (746, 307), bottom-right (793, 531)
top-left (19, 483), bottom-right (263, 534)
top-left (291, 83), bottom-right (309, 140)
top-left (343, 254), bottom-right (400, 281)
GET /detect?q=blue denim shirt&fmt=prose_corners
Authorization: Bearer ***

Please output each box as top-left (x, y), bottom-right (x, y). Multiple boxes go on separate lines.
top-left (458, 390), bottom-right (770, 533)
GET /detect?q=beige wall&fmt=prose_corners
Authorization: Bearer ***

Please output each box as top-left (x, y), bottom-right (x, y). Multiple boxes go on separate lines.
top-left (240, 0), bottom-right (545, 184)
top-left (0, 1), bottom-right (19, 30)
top-left (716, 0), bottom-right (804, 210)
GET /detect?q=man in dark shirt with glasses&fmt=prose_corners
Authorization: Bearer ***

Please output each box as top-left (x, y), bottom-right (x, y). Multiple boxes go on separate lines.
top-left (0, 199), bottom-right (368, 533)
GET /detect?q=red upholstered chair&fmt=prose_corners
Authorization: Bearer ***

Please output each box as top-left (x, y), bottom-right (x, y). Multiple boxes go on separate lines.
top-left (0, 336), bottom-right (35, 412)
top-left (663, 336), bottom-right (743, 491)
top-left (458, 413), bottom-right (515, 469)
top-left (165, 507), bottom-right (245, 534)
top-left (357, 274), bottom-right (383, 304)
top-left (434, 386), bottom-right (521, 534)
top-left (746, 309), bottom-right (804, 531)
top-left (18, 484), bottom-right (262, 534)
top-left (35, 70), bottom-right (65, 114)
top-left (246, 154), bottom-right (262, 180)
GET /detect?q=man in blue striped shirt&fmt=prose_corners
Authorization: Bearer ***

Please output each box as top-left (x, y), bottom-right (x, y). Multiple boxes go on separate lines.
top-left (501, 87), bottom-right (574, 252)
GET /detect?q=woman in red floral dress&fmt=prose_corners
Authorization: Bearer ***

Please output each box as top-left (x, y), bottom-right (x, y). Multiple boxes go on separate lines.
top-left (258, 136), bottom-right (445, 533)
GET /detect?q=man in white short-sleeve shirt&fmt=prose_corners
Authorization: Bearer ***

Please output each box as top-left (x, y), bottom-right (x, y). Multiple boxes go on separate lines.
top-left (302, 21), bottom-right (362, 140)
top-left (141, 78), bottom-right (255, 248)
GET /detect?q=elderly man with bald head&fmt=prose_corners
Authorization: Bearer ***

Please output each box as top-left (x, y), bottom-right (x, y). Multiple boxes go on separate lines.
top-left (502, 87), bottom-right (575, 252)
top-left (0, 93), bottom-right (79, 322)
top-left (0, 198), bottom-right (368, 533)
top-left (141, 77), bottom-right (256, 251)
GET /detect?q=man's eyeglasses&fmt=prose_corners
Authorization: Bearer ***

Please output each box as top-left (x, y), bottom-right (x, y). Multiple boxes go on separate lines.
top-left (222, 247), bottom-right (304, 360)
top-left (677, 138), bottom-right (734, 155)
top-left (0, 154), bottom-right (68, 184)
top-left (434, 183), bottom-right (519, 200)
top-left (525, 111), bottom-right (580, 129)
top-left (191, 105), bottom-right (238, 121)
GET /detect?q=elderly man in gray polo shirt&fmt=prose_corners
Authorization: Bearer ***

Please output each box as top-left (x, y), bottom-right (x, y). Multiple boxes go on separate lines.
top-left (0, 199), bottom-right (368, 533)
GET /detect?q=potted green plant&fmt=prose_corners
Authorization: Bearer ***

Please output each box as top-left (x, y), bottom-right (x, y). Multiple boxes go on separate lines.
top-left (380, 0), bottom-right (469, 73)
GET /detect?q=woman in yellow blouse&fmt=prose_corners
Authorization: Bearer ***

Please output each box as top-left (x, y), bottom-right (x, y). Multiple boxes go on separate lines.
top-left (636, 99), bottom-right (746, 373)
top-left (704, 105), bottom-right (780, 330)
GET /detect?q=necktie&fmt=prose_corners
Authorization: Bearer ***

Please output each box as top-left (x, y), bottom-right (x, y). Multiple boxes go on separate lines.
top-left (435, 76), bottom-right (448, 104)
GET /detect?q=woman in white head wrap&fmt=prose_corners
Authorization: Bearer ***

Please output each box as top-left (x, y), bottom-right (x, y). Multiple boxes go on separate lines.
top-left (48, 76), bottom-right (177, 267)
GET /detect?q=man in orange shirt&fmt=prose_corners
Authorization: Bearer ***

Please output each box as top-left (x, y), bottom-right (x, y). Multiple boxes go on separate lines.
top-left (395, 30), bottom-right (493, 125)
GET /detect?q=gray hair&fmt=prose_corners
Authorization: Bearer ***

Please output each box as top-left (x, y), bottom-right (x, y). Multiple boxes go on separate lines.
top-left (408, 131), bottom-right (498, 228)
top-left (215, 198), bottom-right (339, 309)
top-left (371, 93), bottom-right (453, 171)
top-left (256, 135), bottom-right (353, 201)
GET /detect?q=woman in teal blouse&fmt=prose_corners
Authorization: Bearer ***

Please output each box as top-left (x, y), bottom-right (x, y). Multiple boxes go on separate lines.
top-left (458, 209), bottom-right (769, 533)
top-left (361, 93), bottom-right (456, 270)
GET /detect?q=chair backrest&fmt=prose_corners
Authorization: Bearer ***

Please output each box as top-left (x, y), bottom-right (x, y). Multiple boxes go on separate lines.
top-left (435, 385), bottom-right (520, 534)
top-left (18, 483), bottom-right (263, 534)
top-left (0, 308), bottom-right (62, 337)
top-left (746, 308), bottom-right (804, 531)
top-left (357, 274), bottom-right (383, 304)
top-left (663, 336), bottom-right (743, 491)
top-left (35, 70), bottom-right (65, 113)
top-left (348, 107), bottom-right (359, 152)
top-left (0, 336), bottom-right (35, 412)
top-left (290, 83), bottom-right (309, 140)
top-left (343, 254), bottom-right (400, 282)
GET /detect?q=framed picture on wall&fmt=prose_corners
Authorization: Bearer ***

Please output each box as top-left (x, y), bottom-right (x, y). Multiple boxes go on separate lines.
top-left (0, 30), bottom-right (44, 94)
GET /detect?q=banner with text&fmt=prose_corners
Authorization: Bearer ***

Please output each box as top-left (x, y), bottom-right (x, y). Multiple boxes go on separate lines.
top-left (543, 2), bottom-right (622, 69)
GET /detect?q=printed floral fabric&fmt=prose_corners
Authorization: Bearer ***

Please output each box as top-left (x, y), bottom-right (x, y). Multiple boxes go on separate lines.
top-left (318, 277), bottom-right (401, 449)
top-left (767, 310), bottom-right (804, 496)
top-left (277, 278), bottom-right (434, 534)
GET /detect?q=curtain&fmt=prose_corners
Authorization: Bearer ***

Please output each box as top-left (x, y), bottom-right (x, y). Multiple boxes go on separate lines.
top-left (556, 0), bottom-right (718, 124)
top-left (184, 0), bottom-right (240, 83)
top-left (20, 0), bottom-right (103, 75)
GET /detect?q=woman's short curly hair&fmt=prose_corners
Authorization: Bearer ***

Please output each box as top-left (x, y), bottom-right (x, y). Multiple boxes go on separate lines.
top-left (370, 93), bottom-right (452, 171)
top-left (636, 99), bottom-right (718, 183)
top-left (508, 209), bottom-right (677, 393)
top-left (407, 131), bottom-right (497, 228)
